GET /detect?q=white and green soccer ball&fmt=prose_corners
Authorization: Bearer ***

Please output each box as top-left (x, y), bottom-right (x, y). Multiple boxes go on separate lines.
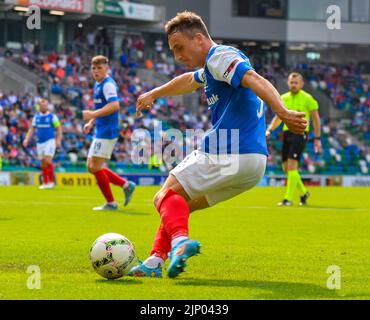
top-left (90, 233), bottom-right (136, 279)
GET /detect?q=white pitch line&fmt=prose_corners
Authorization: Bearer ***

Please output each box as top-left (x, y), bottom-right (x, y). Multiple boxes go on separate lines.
top-left (0, 200), bottom-right (154, 207)
top-left (214, 205), bottom-right (368, 211)
top-left (0, 201), bottom-right (367, 211)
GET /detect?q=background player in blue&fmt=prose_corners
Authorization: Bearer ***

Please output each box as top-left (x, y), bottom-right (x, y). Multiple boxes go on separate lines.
top-left (23, 98), bottom-right (62, 189)
top-left (83, 55), bottom-right (136, 211)
top-left (128, 11), bottom-right (307, 279)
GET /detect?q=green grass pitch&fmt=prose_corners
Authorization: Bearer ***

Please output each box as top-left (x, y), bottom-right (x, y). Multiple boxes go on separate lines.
top-left (0, 185), bottom-right (370, 300)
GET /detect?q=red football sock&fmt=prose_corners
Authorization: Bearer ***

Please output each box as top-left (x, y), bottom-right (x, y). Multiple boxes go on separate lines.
top-left (93, 169), bottom-right (115, 203)
top-left (150, 224), bottom-right (171, 261)
top-left (102, 167), bottom-right (127, 188)
top-left (48, 163), bottom-right (55, 183)
top-left (155, 189), bottom-right (189, 240)
top-left (42, 167), bottom-right (49, 184)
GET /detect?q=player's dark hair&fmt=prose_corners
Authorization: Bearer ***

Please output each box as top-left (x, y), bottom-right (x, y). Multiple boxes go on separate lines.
top-left (165, 11), bottom-right (210, 40)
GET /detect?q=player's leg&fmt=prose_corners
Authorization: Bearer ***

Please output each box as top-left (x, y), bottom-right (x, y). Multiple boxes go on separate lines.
top-left (43, 156), bottom-right (55, 188)
top-left (45, 139), bottom-right (56, 187)
top-left (102, 167), bottom-right (136, 206)
top-left (295, 134), bottom-right (310, 205)
top-left (283, 158), bottom-right (299, 203)
top-left (129, 152), bottom-right (203, 278)
top-left (128, 223), bottom-right (170, 277)
top-left (40, 158), bottom-right (49, 188)
top-left (37, 142), bottom-right (48, 189)
top-left (87, 138), bottom-right (120, 210)
top-left (164, 153), bottom-right (265, 278)
top-left (128, 191), bottom-right (208, 277)
top-left (188, 196), bottom-right (210, 213)
top-left (87, 156), bottom-right (116, 210)
top-left (278, 132), bottom-right (293, 205)
top-left (128, 174), bottom-right (191, 277)
top-left (154, 174), bottom-right (201, 278)
top-left (281, 132), bottom-right (309, 206)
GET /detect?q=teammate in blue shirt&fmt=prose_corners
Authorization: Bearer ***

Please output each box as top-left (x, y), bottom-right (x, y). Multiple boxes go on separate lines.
top-left (23, 98), bottom-right (62, 189)
top-left (128, 11), bottom-right (307, 278)
top-left (83, 55), bottom-right (136, 211)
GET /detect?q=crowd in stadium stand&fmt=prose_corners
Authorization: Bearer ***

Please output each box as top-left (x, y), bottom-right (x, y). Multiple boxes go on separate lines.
top-left (0, 42), bottom-right (210, 172)
top-left (296, 62), bottom-right (370, 144)
top-left (0, 41), bottom-right (369, 175)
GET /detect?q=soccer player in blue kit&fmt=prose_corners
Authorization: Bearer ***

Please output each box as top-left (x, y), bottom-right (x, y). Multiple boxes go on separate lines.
top-left (129, 11), bottom-right (307, 278)
top-left (23, 98), bottom-right (62, 189)
top-left (83, 55), bottom-right (136, 211)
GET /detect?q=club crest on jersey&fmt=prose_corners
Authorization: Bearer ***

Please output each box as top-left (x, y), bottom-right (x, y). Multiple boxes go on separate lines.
top-left (223, 59), bottom-right (238, 79)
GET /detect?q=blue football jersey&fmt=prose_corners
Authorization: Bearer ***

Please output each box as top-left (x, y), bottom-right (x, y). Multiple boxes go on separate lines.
top-left (93, 76), bottom-right (120, 139)
top-left (32, 112), bottom-right (60, 143)
top-left (193, 45), bottom-right (268, 155)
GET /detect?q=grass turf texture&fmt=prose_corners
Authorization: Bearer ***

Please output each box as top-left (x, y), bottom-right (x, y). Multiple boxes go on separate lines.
top-left (0, 186), bottom-right (369, 300)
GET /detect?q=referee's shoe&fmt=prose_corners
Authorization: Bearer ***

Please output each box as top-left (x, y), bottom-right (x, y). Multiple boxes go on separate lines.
top-left (300, 191), bottom-right (310, 206)
top-left (278, 199), bottom-right (292, 206)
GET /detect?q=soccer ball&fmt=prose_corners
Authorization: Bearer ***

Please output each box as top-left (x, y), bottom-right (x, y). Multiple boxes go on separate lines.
top-left (90, 233), bottom-right (136, 279)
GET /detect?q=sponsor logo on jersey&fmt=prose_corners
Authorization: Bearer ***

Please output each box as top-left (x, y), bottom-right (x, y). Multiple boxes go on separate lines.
top-left (206, 94), bottom-right (219, 106)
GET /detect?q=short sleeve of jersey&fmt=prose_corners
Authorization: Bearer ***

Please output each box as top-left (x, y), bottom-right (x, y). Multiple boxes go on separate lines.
top-left (52, 114), bottom-right (60, 127)
top-left (307, 95), bottom-right (319, 111)
top-left (103, 82), bottom-right (119, 103)
top-left (207, 47), bottom-right (254, 88)
top-left (193, 69), bottom-right (205, 85)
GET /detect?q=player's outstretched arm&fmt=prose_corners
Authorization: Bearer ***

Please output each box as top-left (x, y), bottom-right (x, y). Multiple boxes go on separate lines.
top-left (241, 70), bottom-right (307, 135)
top-left (23, 127), bottom-right (35, 147)
top-left (136, 72), bottom-right (202, 117)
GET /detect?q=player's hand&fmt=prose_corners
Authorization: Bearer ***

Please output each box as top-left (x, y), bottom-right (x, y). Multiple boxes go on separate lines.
top-left (314, 139), bottom-right (322, 154)
top-left (84, 123), bottom-right (93, 134)
top-left (23, 139), bottom-right (28, 147)
top-left (83, 110), bottom-right (95, 122)
top-left (136, 91), bottom-right (155, 118)
top-left (266, 130), bottom-right (271, 140)
top-left (281, 110), bottom-right (307, 135)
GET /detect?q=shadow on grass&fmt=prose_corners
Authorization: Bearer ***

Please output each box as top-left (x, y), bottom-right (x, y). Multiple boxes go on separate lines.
top-left (95, 278), bottom-right (143, 285)
top-left (92, 210), bottom-right (150, 216)
top-left (175, 278), bottom-right (346, 299)
top-left (117, 210), bottom-right (151, 216)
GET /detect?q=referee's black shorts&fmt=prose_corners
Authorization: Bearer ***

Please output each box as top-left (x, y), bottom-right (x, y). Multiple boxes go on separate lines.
top-left (282, 131), bottom-right (308, 162)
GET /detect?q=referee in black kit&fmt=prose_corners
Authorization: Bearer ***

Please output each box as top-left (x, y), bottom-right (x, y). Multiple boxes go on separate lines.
top-left (266, 72), bottom-right (322, 206)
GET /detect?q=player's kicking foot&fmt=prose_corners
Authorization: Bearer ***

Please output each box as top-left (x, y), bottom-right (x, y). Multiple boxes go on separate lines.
top-left (278, 199), bottom-right (293, 206)
top-left (128, 262), bottom-right (162, 278)
top-left (123, 181), bottom-right (136, 206)
top-left (300, 191), bottom-right (310, 206)
top-left (167, 239), bottom-right (201, 279)
top-left (92, 203), bottom-right (118, 211)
